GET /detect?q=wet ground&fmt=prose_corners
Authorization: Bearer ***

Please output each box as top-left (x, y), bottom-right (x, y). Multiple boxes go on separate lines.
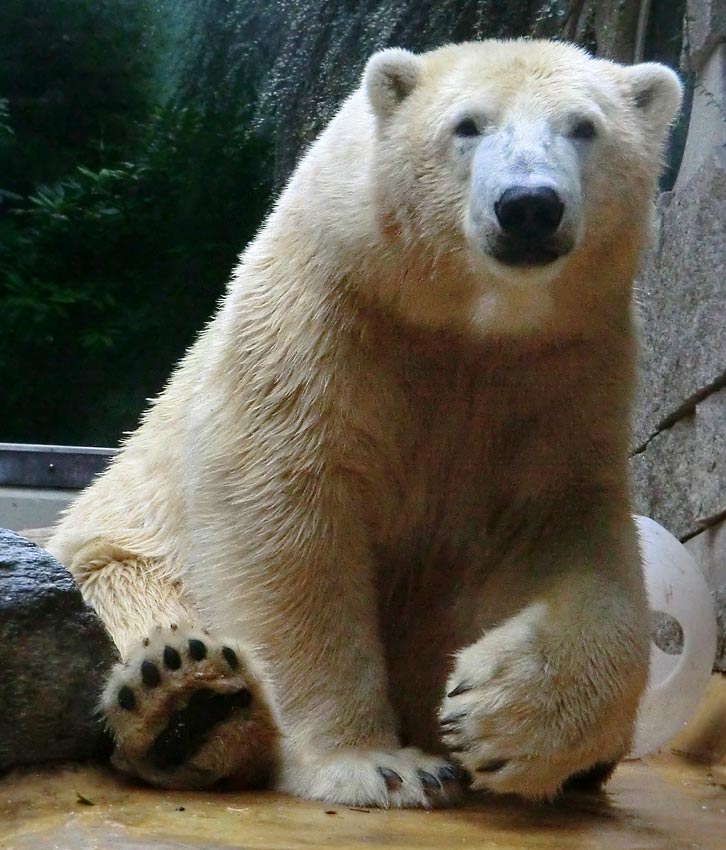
top-left (1, 755), bottom-right (724, 850)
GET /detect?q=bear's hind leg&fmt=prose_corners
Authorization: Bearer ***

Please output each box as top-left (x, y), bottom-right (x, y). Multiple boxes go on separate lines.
top-left (69, 545), bottom-right (279, 789)
top-left (103, 624), bottom-right (279, 789)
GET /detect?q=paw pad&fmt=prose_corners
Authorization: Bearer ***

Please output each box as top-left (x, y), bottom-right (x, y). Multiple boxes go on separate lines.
top-left (104, 630), bottom-right (263, 785)
top-left (163, 645), bottom-right (182, 670)
top-left (148, 686), bottom-right (252, 769)
top-left (118, 685), bottom-right (136, 711)
top-left (141, 659), bottom-right (161, 687)
top-left (188, 639), bottom-right (207, 661)
top-left (222, 646), bottom-right (239, 669)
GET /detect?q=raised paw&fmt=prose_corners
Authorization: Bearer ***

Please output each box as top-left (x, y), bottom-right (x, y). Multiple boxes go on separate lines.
top-left (277, 745), bottom-right (466, 808)
top-left (103, 626), bottom-right (279, 789)
top-left (439, 610), bottom-right (643, 800)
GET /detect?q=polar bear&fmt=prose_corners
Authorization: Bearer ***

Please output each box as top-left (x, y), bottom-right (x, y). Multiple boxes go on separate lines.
top-left (48, 39), bottom-right (682, 807)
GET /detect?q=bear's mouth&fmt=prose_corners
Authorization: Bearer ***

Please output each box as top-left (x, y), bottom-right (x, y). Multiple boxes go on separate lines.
top-left (491, 238), bottom-right (570, 268)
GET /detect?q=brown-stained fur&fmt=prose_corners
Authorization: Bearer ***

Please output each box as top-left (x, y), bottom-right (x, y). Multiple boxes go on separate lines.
top-left (48, 40), bottom-right (682, 806)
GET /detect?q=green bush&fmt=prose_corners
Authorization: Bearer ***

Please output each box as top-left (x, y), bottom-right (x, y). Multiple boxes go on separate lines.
top-left (0, 102), bottom-right (272, 444)
top-left (0, 0), bottom-right (155, 194)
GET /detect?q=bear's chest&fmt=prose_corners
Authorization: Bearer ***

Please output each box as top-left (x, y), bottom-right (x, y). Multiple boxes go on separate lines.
top-left (371, 383), bottom-right (548, 591)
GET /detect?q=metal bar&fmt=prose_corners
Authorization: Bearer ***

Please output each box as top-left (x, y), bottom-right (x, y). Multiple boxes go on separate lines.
top-left (0, 443), bottom-right (117, 490)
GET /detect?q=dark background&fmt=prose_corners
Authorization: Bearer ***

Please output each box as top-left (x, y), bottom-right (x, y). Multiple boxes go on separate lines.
top-left (0, 0), bottom-right (685, 446)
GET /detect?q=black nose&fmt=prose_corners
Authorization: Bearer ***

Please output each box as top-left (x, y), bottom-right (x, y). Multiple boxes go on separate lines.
top-left (494, 186), bottom-right (564, 242)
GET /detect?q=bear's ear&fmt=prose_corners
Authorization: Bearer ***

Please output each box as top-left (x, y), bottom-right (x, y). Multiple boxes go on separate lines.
top-left (365, 48), bottom-right (422, 119)
top-left (622, 62), bottom-right (683, 134)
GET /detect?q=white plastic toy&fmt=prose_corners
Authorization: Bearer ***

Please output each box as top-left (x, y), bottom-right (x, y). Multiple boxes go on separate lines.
top-left (629, 515), bottom-right (717, 758)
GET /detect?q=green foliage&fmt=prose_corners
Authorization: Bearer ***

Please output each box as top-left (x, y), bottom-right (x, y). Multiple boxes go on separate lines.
top-left (0, 0), bottom-right (155, 194)
top-left (0, 0), bottom-right (273, 444)
top-left (1, 0), bottom-right (686, 446)
top-left (1, 102), bottom-right (272, 444)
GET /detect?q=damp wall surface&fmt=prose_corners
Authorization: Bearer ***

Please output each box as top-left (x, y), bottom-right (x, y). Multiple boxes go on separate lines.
top-left (629, 0), bottom-right (726, 669)
top-left (159, 0), bottom-right (668, 191)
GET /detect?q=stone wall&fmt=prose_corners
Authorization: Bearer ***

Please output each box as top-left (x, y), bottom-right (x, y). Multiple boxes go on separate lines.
top-left (630, 0), bottom-right (726, 670)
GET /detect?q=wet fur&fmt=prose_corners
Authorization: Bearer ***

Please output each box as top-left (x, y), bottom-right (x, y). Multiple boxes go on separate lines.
top-left (48, 39), bottom-right (682, 805)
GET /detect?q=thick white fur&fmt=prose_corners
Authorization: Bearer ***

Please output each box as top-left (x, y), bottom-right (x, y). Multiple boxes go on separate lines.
top-left (48, 40), bottom-right (682, 805)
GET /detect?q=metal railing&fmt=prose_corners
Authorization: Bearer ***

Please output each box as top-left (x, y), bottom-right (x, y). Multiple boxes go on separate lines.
top-left (0, 443), bottom-right (116, 490)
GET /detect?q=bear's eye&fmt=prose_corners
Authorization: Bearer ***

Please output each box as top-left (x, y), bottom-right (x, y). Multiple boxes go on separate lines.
top-left (453, 117), bottom-right (480, 138)
top-left (569, 118), bottom-right (597, 141)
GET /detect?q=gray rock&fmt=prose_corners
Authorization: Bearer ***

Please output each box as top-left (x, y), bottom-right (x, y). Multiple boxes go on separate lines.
top-left (692, 387), bottom-right (726, 526)
top-left (629, 31), bottom-right (726, 669)
top-left (630, 415), bottom-right (696, 539)
top-left (674, 44), bottom-right (726, 190)
top-left (0, 529), bottom-right (118, 772)
top-left (685, 518), bottom-right (726, 671)
top-left (633, 151), bottom-right (726, 449)
top-left (685, 0), bottom-right (726, 70)
top-left (685, 516), bottom-right (726, 590)
top-left (630, 387), bottom-right (726, 539)
top-left (710, 584), bottom-right (726, 673)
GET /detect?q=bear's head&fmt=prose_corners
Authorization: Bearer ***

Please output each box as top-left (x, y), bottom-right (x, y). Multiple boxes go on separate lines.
top-left (362, 40), bottom-right (682, 336)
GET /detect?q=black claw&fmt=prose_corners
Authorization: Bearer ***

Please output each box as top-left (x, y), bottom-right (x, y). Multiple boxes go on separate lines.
top-left (117, 686), bottom-right (136, 711)
top-left (163, 645), bottom-right (182, 670)
top-left (437, 764), bottom-right (462, 784)
top-left (378, 767), bottom-right (403, 791)
top-left (141, 660), bottom-right (161, 687)
top-left (222, 646), bottom-right (239, 670)
top-left (440, 712), bottom-right (465, 729)
top-left (476, 759), bottom-right (508, 773)
top-left (188, 639), bottom-right (207, 661)
top-left (418, 770), bottom-right (441, 791)
top-left (447, 682), bottom-right (471, 698)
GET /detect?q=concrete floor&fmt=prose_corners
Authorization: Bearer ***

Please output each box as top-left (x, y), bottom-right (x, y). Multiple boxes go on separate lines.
top-left (1, 754), bottom-right (724, 850)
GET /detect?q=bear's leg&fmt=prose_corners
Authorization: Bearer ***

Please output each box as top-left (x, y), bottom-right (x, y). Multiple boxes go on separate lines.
top-left (261, 579), bottom-right (465, 809)
top-left (182, 530), bottom-right (465, 808)
top-left (438, 505), bottom-right (649, 800)
top-left (72, 544), bottom-right (279, 789)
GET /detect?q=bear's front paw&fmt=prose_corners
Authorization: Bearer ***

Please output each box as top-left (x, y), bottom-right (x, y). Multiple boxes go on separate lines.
top-left (103, 626), bottom-right (278, 789)
top-left (439, 609), bottom-right (641, 799)
top-left (277, 746), bottom-right (466, 808)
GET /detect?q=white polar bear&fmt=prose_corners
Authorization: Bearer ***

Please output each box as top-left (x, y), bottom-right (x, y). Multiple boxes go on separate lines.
top-left (48, 39), bottom-right (682, 807)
